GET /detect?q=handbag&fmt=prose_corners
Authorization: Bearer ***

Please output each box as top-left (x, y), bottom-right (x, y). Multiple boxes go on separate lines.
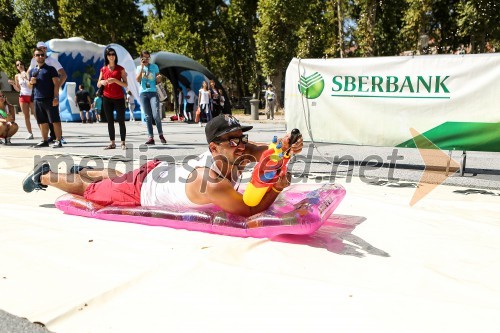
top-left (156, 83), bottom-right (168, 102)
top-left (97, 85), bottom-right (105, 96)
top-left (97, 66), bottom-right (106, 96)
top-left (194, 106), bottom-right (201, 122)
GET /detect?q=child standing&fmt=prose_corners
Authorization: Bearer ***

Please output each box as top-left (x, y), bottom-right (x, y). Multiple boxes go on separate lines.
top-left (127, 90), bottom-right (135, 122)
top-left (92, 92), bottom-right (103, 123)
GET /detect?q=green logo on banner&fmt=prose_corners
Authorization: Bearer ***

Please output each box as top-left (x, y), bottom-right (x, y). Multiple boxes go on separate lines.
top-left (298, 72), bottom-right (324, 99)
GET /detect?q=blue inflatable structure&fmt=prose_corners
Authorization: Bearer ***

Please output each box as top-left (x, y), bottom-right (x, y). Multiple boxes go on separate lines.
top-left (44, 37), bottom-right (227, 122)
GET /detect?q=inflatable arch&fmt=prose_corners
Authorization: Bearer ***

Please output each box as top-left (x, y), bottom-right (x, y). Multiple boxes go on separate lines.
top-left (144, 52), bottom-right (230, 114)
top-left (44, 37), bottom-right (228, 121)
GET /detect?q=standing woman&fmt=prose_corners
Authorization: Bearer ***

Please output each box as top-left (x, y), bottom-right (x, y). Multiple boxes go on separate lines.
top-left (97, 47), bottom-right (128, 150)
top-left (8, 60), bottom-right (35, 139)
top-left (198, 81), bottom-right (211, 127)
top-left (208, 80), bottom-right (221, 117)
top-left (136, 50), bottom-right (165, 144)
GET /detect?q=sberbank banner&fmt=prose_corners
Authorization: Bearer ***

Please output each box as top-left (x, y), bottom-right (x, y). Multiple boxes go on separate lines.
top-left (285, 54), bottom-right (500, 152)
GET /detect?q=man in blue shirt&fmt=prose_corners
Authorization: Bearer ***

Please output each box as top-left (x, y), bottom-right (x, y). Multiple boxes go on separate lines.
top-left (29, 47), bottom-right (63, 148)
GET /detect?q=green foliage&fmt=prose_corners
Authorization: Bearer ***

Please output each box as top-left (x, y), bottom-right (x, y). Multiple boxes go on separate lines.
top-left (1, 0), bottom-right (498, 99)
top-left (0, 0), bottom-right (19, 40)
top-left (139, 4), bottom-right (203, 59)
top-left (0, 20), bottom-right (37, 78)
top-left (295, 0), bottom-right (333, 58)
top-left (140, 0), bottom-right (260, 98)
top-left (14, 0), bottom-right (61, 39)
top-left (58, 0), bottom-right (145, 52)
top-left (456, 0), bottom-right (500, 53)
top-left (255, 0), bottom-right (306, 77)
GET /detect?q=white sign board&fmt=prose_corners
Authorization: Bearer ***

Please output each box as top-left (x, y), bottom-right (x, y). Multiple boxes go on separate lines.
top-left (285, 54), bottom-right (500, 152)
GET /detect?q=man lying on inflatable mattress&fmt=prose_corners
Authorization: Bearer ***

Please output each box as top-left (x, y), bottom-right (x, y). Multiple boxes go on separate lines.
top-left (22, 114), bottom-right (303, 217)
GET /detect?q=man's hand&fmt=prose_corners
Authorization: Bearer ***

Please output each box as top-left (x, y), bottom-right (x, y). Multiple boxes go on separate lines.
top-left (280, 133), bottom-right (303, 155)
top-left (274, 171), bottom-right (292, 192)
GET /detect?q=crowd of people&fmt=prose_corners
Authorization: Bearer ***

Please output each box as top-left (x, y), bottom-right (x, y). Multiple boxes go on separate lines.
top-left (2, 42), bottom-right (277, 148)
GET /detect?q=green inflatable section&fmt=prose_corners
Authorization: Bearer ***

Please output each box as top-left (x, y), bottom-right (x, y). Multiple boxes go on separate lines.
top-left (397, 122), bottom-right (500, 152)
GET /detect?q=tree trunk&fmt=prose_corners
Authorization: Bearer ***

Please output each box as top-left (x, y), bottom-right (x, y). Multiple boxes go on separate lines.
top-left (336, 0), bottom-right (344, 58)
top-left (271, 70), bottom-right (283, 112)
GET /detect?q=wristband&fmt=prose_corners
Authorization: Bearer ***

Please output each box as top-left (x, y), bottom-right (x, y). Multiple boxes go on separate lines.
top-left (271, 186), bottom-right (282, 193)
top-left (53, 96), bottom-right (59, 100)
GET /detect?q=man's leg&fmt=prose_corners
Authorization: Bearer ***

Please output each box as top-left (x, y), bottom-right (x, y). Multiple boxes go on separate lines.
top-left (53, 122), bottom-right (63, 141)
top-left (40, 167), bottom-right (122, 194)
top-left (40, 123), bottom-right (49, 141)
top-left (40, 172), bottom-right (92, 196)
top-left (77, 168), bottom-right (123, 181)
top-left (48, 122), bottom-right (56, 140)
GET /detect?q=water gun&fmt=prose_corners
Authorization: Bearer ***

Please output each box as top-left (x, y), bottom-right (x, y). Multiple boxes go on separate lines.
top-left (243, 129), bottom-right (301, 207)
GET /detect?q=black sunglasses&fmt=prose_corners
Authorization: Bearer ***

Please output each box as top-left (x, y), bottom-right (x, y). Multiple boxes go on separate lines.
top-left (214, 134), bottom-right (249, 147)
top-left (16, 63), bottom-right (23, 66)
top-left (107, 52), bottom-right (116, 56)
top-left (34, 53), bottom-right (45, 57)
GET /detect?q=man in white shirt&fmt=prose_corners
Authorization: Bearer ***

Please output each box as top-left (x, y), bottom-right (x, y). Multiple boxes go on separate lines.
top-left (23, 114), bottom-right (304, 217)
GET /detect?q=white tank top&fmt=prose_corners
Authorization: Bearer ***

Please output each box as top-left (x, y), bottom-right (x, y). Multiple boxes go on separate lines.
top-left (140, 151), bottom-right (238, 208)
top-left (199, 89), bottom-right (210, 105)
top-left (18, 72), bottom-right (32, 96)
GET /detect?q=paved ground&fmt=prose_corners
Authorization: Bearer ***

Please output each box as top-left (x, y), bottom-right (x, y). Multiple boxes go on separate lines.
top-left (2, 111), bottom-right (499, 190)
top-left (1, 111), bottom-right (499, 332)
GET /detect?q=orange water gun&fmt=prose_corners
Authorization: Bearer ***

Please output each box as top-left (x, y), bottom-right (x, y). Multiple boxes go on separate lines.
top-left (243, 129), bottom-right (301, 207)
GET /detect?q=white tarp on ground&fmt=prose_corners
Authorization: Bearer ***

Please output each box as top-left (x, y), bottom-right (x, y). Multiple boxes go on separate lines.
top-left (1, 149), bottom-right (499, 333)
top-left (285, 54), bottom-right (500, 150)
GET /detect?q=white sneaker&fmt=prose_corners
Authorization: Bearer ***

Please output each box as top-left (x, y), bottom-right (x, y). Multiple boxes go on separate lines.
top-left (199, 122), bottom-right (202, 127)
top-left (26, 133), bottom-right (34, 140)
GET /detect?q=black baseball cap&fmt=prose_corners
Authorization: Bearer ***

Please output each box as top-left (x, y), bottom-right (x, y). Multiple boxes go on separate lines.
top-left (205, 114), bottom-right (253, 143)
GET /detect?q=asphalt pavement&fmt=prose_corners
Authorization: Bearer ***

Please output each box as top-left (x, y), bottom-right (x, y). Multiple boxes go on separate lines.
top-left (2, 111), bottom-right (499, 190)
top-left (1, 111), bottom-right (499, 331)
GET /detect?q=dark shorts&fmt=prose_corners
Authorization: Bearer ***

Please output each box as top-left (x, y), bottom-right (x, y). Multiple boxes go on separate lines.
top-left (83, 160), bottom-right (162, 206)
top-left (35, 98), bottom-right (61, 124)
top-left (78, 103), bottom-right (91, 111)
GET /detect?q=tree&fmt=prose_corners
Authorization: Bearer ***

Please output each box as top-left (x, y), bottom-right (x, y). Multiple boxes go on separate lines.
top-left (139, 0), bottom-right (260, 100)
top-left (255, 0), bottom-right (306, 105)
top-left (13, 0), bottom-right (62, 39)
top-left (58, 0), bottom-right (145, 52)
top-left (456, 0), bottom-right (500, 53)
top-left (0, 20), bottom-right (37, 78)
top-left (139, 3), bottom-right (203, 59)
top-left (0, 0), bottom-right (19, 41)
top-left (295, 0), bottom-right (335, 59)
top-left (220, 0), bottom-right (260, 97)
top-left (399, 0), bottom-right (433, 53)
